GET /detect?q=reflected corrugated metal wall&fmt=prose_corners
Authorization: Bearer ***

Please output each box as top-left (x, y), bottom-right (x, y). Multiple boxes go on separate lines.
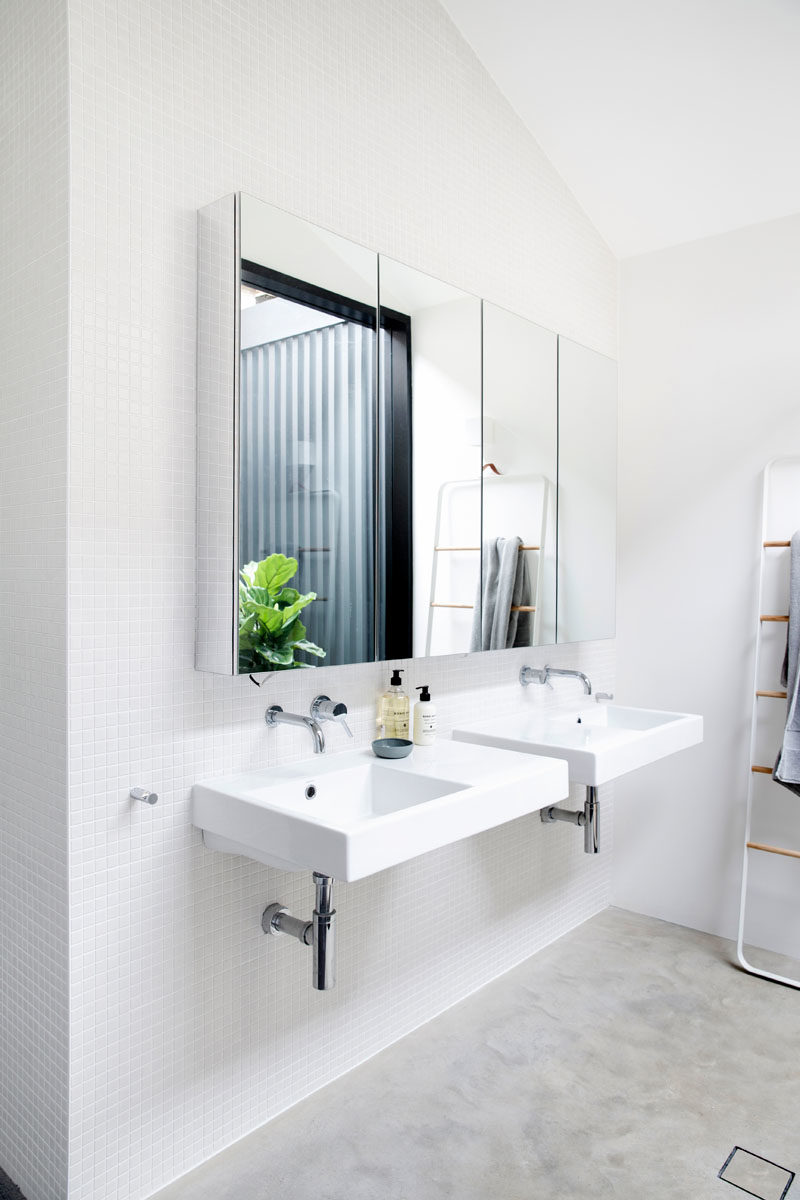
top-left (240, 322), bottom-right (375, 667)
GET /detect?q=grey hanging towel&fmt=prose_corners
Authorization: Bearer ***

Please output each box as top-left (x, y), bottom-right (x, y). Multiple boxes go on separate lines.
top-left (469, 537), bottom-right (533, 651)
top-left (773, 530), bottom-right (800, 795)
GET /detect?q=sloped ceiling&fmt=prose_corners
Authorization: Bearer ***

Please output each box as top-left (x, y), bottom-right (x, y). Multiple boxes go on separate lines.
top-left (440, 0), bottom-right (800, 257)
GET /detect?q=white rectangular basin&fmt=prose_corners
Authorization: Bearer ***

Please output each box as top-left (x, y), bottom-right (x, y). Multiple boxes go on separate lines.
top-left (453, 704), bottom-right (703, 786)
top-left (192, 739), bottom-right (568, 880)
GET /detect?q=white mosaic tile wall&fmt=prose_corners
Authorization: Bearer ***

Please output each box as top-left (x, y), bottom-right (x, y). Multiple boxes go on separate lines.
top-left (0, 4), bottom-right (71, 1199)
top-left (66, 2), bottom-right (617, 1197)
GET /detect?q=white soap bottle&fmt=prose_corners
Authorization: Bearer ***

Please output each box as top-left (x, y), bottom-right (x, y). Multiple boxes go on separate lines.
top-left (413, 685), bottom-right (437, 746)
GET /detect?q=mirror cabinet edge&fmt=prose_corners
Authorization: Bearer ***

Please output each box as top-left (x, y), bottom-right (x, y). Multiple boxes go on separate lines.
top-left (196, 192), bottom-right (240, 675)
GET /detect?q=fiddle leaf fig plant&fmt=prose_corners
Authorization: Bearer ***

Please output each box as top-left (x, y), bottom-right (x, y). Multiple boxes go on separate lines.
top-left (238, 553), bottom-right (325, 673)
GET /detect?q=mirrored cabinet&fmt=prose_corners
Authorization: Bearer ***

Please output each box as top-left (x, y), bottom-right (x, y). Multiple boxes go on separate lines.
top-left (482, 303), bottom-right (558, 649)
top-left (196, 192), bottom-right (617, 675)
top-left (378, 258), bottom-right (483, 659)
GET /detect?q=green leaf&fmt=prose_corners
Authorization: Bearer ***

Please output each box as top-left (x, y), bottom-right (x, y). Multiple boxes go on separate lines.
top-left (238, 612), bottom-right (258, 636)
top-left (238, 553), bottom-right (326, 670)
top-left (240, 585), bottom-right (274, 607)
top-left (282, 617), bottom-right (306, 644)
top-left (294, 639), bottom-right (326, 657)
top-left (253, 554), bottom-right (298, 594)
top-left (239, 561), bottom-right (259, 586)
top-left (278, 592), bottom-right (316, 626)
top-left (258, 645), bottom-right (295, 666)
top-left (250, 604), bottom-right (287, 634)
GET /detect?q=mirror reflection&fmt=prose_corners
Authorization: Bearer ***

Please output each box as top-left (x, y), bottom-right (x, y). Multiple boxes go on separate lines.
top-left (238, 279), bottom-right (377, 671)
top-left (195, 192), bottom-right (618, 676)
top-left (480, 304), bottom-right (558, 649)
top-left (236, 198), bottom-right (389, 672)
top-left (378, 258), bottom-right (482, 658)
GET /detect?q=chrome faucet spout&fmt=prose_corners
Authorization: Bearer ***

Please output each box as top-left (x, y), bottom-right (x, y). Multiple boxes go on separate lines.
top-left (265, 706), bottom-right (326, 753)
top-left (545, 667), bottom-right (592, 695)
top-left (519, 665), bottom-right (592, 694)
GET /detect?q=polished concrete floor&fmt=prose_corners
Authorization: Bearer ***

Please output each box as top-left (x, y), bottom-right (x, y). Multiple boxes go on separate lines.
top-left (152, 909), bottom-right (800, 1200)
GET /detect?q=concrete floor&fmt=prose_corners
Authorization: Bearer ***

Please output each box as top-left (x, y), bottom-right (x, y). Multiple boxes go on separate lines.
top-left (152, 909), bottom-right (800, 1200)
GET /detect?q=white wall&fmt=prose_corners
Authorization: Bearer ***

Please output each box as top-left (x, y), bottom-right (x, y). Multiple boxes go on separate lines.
top-left (614, 212), bottom-right (800, 955)
top-left (0, 4), bottom-right (71, 1200)
top-left (557, 341), bottom-right (617, 644)
top-left (0, 2), bottom-right (617, 1198)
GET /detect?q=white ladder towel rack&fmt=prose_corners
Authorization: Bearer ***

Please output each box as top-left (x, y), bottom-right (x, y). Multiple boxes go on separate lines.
top-left (736, 456), bottom-right (800, 988)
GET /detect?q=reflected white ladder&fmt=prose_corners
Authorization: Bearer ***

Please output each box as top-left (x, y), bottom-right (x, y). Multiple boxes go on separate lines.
top-left (425, 473), bottom-right (551, 656)
top-left (736, 456), bottom-right (800, 988)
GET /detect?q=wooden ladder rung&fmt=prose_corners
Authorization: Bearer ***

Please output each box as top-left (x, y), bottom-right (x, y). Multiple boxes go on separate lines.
top-left (760, 614), bottom-right (789, 622)
top-left (764, 540), bottom-right (791, 547)
top-left (751, 765), bottom-right (773, 774)
top-left (756, 690), bottom-right (788, 699)
top-left (747, 841), bottom-right (800, 861)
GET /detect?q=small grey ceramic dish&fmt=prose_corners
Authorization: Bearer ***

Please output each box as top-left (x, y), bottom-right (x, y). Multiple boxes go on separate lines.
top-left (371, 738), bottom-right (413, 759)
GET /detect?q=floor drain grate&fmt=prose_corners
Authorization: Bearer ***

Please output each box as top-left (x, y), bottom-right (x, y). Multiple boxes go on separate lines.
top-left (719, 1147), bottom-right (795, 1199)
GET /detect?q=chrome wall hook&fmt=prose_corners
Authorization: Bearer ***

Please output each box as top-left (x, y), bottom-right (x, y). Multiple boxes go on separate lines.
top-left (130, 787), bottom-right (158, 806)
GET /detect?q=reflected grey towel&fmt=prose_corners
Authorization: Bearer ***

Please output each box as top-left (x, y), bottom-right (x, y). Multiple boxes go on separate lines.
top-left (773, 530), bottom-right (800, 795)
top-left (469, 537), bottom-right (533, 651)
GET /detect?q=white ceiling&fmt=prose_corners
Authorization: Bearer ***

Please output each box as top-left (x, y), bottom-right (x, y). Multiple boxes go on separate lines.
top-left (440, 0), bottom-right (800, 257)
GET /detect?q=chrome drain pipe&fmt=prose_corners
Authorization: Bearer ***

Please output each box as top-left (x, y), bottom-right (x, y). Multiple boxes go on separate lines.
top-left (311, 873), bottom-right (335, 990)
top-left (583, 787), bottom-right (599, 854)
top-left (540, 786), bottom-right (600, 854)
top-left (262, 872), bottom-right (337, 990)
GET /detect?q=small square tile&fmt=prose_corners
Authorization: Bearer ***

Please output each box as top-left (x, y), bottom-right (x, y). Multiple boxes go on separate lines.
top-left (719, 1147), bottom-right (794, 1199)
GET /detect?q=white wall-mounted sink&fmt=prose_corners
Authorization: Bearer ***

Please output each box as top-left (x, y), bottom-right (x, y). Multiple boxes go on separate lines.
top-left (192, 739), bottom-right (568, 880)
top-left (453, 705), bottom-right (703, 786)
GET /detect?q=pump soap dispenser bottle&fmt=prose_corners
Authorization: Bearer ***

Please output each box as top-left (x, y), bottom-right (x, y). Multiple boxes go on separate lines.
top-left (413, 685), bottom-right (437, 746)
top-left (378, 669), bottom-right (410, 739)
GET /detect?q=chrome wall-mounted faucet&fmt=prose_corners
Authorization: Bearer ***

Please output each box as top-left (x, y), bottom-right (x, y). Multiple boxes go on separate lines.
top-left (519, 665), bottom-right (592, 695)
top-left (265, 694), bottom-right (352, 754)
top-left (310, 694), bottom-right (353, 740)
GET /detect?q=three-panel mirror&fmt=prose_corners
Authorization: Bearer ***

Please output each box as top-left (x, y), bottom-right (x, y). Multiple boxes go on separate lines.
top-left (196, 193), bottom-right (617, 675)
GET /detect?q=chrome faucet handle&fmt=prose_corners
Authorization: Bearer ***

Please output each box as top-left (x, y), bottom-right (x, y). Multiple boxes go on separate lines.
top-left (310, 695), bottom-right (353, 739)
top-left (520, 665), bottom-right (551, 689)
top-left (595, 692), bottom-right (614, 704)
